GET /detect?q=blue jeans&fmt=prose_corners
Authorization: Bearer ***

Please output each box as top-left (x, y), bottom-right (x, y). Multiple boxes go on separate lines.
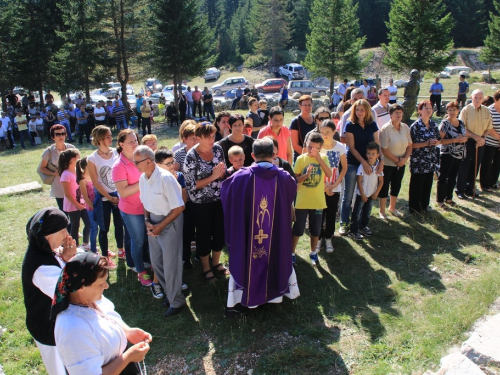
top-left (350, 195), bottom-right (375, 233)
top-left (121, 211), bottom-right (148, 273)
top-left (204, 104), bottom-right (215, 121)
top-left (340, 164), bottom-right (359, 225)
top-left (61, 122), bottom-right (73, 141)
top-left (88, 211), bottom-right (99, 253)
top-left (116, 119), bottom-right (127, 130)
top-left (19, 129), bottom-right (34, 148)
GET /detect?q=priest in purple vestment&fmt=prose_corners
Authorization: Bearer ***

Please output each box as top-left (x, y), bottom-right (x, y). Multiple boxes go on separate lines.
top-left (221, 137), bottom-right (300, 315)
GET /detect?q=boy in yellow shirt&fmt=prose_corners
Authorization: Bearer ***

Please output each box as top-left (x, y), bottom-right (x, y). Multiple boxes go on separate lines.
top-left (292, 132), bottom-right (332, 266)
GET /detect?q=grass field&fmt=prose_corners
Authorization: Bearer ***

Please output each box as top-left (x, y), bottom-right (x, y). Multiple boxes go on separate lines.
top-left (1, 114), bottom-right (500, 374)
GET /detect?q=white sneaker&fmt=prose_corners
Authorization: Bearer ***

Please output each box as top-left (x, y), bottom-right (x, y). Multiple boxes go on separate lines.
top-left (315, 238), bottom-right (323, 252)
top-left (181, 283), bottom-right (188, 290)
top-left (325, 239), bottom-right (334, 253)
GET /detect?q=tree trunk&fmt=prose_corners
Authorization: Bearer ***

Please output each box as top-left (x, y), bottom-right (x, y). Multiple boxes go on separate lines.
top-left (330, 75), bottom-right (335, 98)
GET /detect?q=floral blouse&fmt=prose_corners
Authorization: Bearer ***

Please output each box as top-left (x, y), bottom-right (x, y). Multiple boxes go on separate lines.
top-left (410, 118), bottom-right (441, 174)
top-left (183, 144), bottom-right (225, 204)
top-left (439, 119), bottom-right (466, 159)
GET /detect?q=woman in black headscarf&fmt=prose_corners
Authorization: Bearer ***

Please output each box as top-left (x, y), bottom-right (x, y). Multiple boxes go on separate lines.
top-left (51, 253), bottom-right (151, 374)
top-left (21, 207), bottom-right (77, 375)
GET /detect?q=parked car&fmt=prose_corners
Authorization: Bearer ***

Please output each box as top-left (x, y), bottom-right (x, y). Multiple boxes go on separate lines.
top-left (255, 78), bottom-right (287, 93)
top-left (145, 78), bottom-right (163, 93)
top-left (89, 94), bottom-right (109, 105)
top-left (287, 80), bottom-right (328, 96)
top-left (162, 84), bottom-right (188, 93)
top-left (348, 78), bottom-right (380, 88)
top-left (100, 82), bottom-right (122, 98)
top-left (438, 71), bottom-right (451, 79)
top-left (224, 89), bottom-right (265, 100)
top-left (211, 76), bottom-right (249, 96)
top-left (127, 95), bottom-right (137, 110)
top-left (443, 66), bottom-right (472, 75)
top-left (279, 63), bottom-right (305, 80)
top-left (148, 92), bottom-right (174, 105)
top-left (126, 84), bottom-right (134, 95)
top-left (204, 67), bottom-right (221, 81)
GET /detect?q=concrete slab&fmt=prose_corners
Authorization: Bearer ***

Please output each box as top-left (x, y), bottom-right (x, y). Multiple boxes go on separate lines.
top-left (462, 314), bottom-right (500, 367)
top-left (439, 352), bottom-right (485, 375)
top-left (0, 181), bottom-right (43, 197)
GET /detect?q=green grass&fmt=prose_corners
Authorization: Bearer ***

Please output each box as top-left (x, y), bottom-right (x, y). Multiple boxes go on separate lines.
top-left (1, 118), bottom-right (500, 374)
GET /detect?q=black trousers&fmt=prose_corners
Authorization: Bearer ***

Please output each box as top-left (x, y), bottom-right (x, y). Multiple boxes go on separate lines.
top-left (193, 101), bottom-right (202, 118)
top-left (480, 145), bottom-right (500, 189)
top-left (78, 122), bottom-right (90, 144)
top-left (141, 117), bottom-right (151, 136)
top-left (379, 165), bottom-right (406, 198)
top-left (321, 192), bottom-right (340, 239)
top-left (409, 172), bottom-right (434, 213)
top-left (182, 201), bottom-right (196, 264)
top-left (430, 94), bottom-right (442, 115)
top-left (456, 139), bottom-right (484, 195)
top-left (191, 200), bottom-right (225, 257)
top-left (437, 154), bottom-right (462, 202)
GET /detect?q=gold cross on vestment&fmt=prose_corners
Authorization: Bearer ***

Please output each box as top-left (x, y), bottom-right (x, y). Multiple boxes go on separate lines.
top-left (254, 229), bottom-right (268, 244)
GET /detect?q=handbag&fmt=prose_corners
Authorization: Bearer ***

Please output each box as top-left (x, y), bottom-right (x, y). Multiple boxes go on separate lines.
top-left (37, 147), bottom-right (57, 185)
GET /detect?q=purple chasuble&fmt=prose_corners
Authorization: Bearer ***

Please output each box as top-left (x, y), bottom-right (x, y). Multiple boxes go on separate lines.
top-left (221, 163), bottom-right (296, 307)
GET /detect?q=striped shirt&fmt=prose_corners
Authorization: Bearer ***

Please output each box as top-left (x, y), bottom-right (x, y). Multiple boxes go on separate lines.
top-left (174, 146), bottom-right (188, 170)
top-left (112, 105), bottom-right (126, 122)
top-left (57, 110), bottom-right (70, 125)
top-left (372, 102), bottom-right (391, 129)
top-left (485, 105), bottom-right (500, 147)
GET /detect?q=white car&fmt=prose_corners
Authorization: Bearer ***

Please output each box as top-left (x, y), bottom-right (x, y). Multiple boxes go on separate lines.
top-left (126, 84), bottom-right (134, 95)
top-left (204, 67), bottom-right (221, 81)
top-left (149, 92), bottom-right (175, 105)
top-left (438, 71), bottom-right (451, 79)
top-left (89, 94), bottom-right (109, 105)
top-left (163, 84), bottom-right (188, 93)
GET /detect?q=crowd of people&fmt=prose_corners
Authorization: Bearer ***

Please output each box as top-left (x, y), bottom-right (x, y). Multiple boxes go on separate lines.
top-left (18, 77), bottom-right (500, 374)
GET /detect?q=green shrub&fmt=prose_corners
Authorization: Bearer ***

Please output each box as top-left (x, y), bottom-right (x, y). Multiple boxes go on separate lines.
top-left (243, 53), bottom-right (269, 68)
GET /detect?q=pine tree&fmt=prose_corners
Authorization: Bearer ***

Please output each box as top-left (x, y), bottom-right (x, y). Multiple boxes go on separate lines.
top-left (288, 0), bottom-right (312, 51)
top-left (252, 0), bottom-right (291, 65)
top-left (52, 0), bottom-right (113, 99)
top-left (215, 0), bottom-right (241, 65)
top-left (355, 0), bottom-right (391, 48)
top-left (480, 0), bottom-right (500, 68)
top-left (304, 0), bottom-right (366, 94)
top-left (382, 0), bottom-right (455, 74)
top-left (148, 0), bottom-right (211, 106)
top-left (446, 0), bottom-right (487, 47)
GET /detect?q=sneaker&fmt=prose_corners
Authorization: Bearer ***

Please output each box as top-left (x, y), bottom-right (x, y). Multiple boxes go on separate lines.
top-left (150, 283), bottom-right (164, 299)
top-left (309, 252), bottom-right (319, 266)
top-left (348, 231), bottom-right (364, 241)
top-left (117, 249), bottom-right (126, 260)
top-left (108, 250), bottom-right (117, 258)
top-left (138, 271), bottom-right (152, 286)
top-left (339, 223), bottom-right (349, 236)
top-left (79, 243), bottom-right (91, 252)
top-left (107, 257), bottom-right (117, 270)
top-left (315, 238), bottom-right (324, 253)
top-left (325, 238), bottom-right (334, 253)
top-left (181, 283), bottom-right (188, 291)
top-left (360, 227), bottom-right (373, 237)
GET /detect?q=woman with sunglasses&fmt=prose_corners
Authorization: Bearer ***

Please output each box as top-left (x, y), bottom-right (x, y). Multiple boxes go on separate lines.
top-left (112, 129), bottom-right (152, 287)
top-left (39, 124), bottom-right (76, 212)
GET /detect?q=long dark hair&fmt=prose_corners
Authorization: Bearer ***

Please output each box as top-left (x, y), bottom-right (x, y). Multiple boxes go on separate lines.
top-left (76, 157), bottom-right (88, 184)
top-left (58, 149), bottom-right (80, 176)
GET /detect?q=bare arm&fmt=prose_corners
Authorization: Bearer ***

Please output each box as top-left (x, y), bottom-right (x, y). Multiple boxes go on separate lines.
top-left (286, 137), bottom-right (293, 165)
top-left (79, 180), bottom-right (93, 209)
top-left (114, 180), bottom-right (140, 198)
top-left (290, 129), bottom-right (302, 154)
top-left (61, 181), bottom-right (85, 210)
top-left (88, 160), bottom-right (116, 202)
top-left (371, 176), bottom-right (384, 200)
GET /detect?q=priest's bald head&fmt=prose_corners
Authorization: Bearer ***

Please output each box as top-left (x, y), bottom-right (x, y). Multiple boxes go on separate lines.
top-left (252, 138), bottom-right (274, 162)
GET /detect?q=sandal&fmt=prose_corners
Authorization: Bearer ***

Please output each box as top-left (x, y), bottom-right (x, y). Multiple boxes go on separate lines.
top-left (203, 269), bottom-right (216, 283)
top-left (438, 203), bottom-right (448, 210)
top-left (212, 263), bottom-right (230, 276)
top-left (445, 200), bottom-right (457, 207)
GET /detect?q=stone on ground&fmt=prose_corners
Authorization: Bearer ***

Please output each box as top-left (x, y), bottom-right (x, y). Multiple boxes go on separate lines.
top-left (461, 314), bottom-right (500, 366)
top-left (438, 351), bottom-right (486, 375)
top-left (0, 181), bottom-right (42, 197)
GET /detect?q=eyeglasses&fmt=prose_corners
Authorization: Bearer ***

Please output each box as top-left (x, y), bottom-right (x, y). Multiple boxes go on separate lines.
top-left (307, 146), bottom-right (320, 151)
top-left (161, 161), bottom-right (174, 167)
top-left (54, 132), bottom-right (66, 137)
top-left (133, 158), bottom-right (149, 166)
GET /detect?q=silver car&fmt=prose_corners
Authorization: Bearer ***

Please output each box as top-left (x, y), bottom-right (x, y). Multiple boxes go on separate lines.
top-left (204, 67), bottom-right (221, 81)
top-left (211, 76), bottom-right (249, 96)
top-left (288, 80), bottom-right (328, 96)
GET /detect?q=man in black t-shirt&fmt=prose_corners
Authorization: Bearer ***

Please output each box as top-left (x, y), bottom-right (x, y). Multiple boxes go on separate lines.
top-left (203, 87), bottom-right (215, 121)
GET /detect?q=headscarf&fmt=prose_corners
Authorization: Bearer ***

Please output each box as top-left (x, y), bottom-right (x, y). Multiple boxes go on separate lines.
top-left (50, 252), bottom-right (102, 320)
top-left (26, 207), bottom-right (69, 254)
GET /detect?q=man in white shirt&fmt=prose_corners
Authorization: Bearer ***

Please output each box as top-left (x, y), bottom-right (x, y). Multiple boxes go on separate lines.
top-left (372, 88), bottom-right (391, 128)
top-left (337, 79), bottom-right (349, 97)
top-left (0, 112), bottom-right (14, 149)
top-left (360, 80), bottom-right (370, 97)
top-left (134, 146), bottom-right (186, 318)
top-left (387, 79), bottom-right (398, 104)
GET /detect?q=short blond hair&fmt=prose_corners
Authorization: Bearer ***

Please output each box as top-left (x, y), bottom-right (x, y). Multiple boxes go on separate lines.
top-left (141, 134), bottom-right (157, 144)
top-left (228, 145), bottom-right (244, 158)
top-left (178, 119), bottom-right (197, 141)
top-left (91, 125), bottom-right (111, 146)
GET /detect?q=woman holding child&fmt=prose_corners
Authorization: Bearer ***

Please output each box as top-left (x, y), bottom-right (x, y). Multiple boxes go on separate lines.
top-left (409, 101), bottom-right (441, 214)
top-left (339, 99), bottom-right (382, 239)
top-left (378, 104), bottom-right (412, 219)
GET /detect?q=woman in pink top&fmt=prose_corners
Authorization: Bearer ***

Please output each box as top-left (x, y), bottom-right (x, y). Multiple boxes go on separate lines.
top-left (112, 129), bottom-right (151, 286)
top-left (257, 106), bottom-right (293, 164)
top-left (59, 149), bottom-right (91, 248)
